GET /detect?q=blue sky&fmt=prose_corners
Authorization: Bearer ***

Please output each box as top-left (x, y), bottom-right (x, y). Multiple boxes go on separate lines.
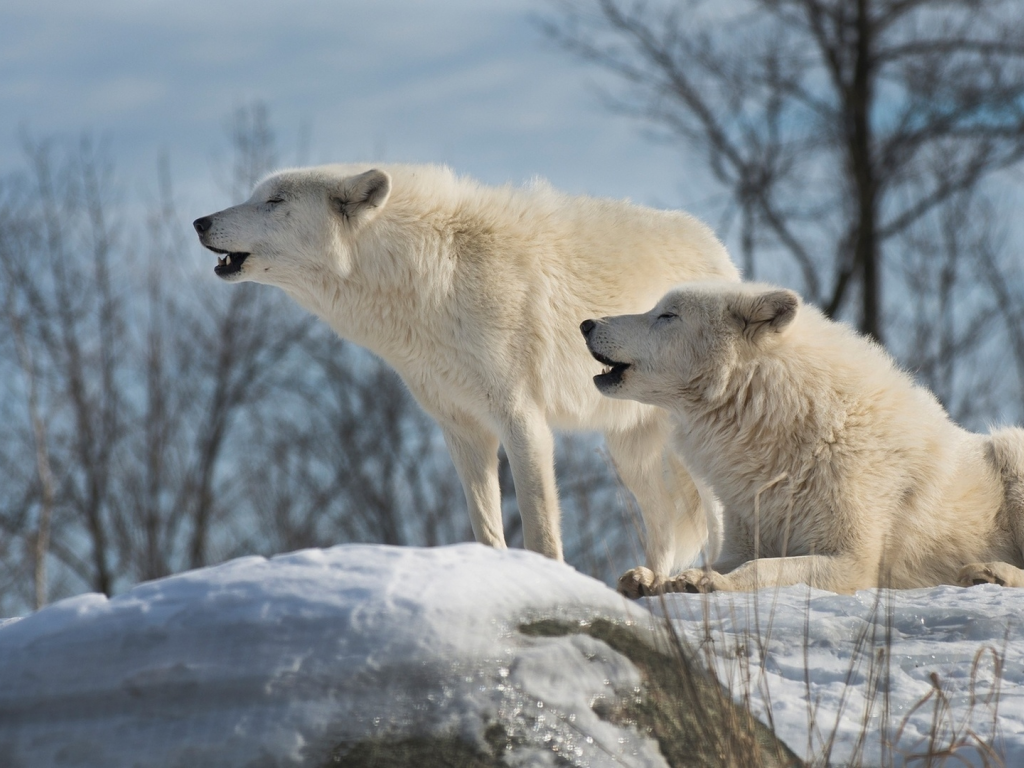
top-left (0, 1), bottom-right (709, 228)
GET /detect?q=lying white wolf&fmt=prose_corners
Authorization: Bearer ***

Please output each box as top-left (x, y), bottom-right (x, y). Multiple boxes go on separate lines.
top-left (193, 164), bottom-right (738, 590)
top-left (582, 280), bottom-right (1024, 593)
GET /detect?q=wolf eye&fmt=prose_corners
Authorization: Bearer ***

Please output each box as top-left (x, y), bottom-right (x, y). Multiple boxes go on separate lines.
top-left (266, 197), bottom-right (284, 205)
top-left (658, 312), bottom-right (677, 320)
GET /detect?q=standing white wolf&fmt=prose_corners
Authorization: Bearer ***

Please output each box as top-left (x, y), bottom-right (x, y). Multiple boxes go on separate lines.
top-left (582, 280), bottom-right (1024, 593)
top-left (194, 164), bottom-right (738, 591)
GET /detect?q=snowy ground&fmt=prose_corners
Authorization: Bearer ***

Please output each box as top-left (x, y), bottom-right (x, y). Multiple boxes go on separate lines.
top-left (648, 585), bottom-right (1023, 766)
top-left (0, 544), bottom-right (1021, 767)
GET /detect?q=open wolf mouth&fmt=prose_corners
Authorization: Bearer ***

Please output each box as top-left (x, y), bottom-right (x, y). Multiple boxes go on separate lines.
top-left (205, 246), bottom-right (250, 278)
top-left (590, 349), bottom-right (631, 387)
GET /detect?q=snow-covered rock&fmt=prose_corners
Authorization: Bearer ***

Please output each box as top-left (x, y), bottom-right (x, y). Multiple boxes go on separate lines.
top-left (0, 544), bottom-right (665, 767)
top-left (1, 543), bottom-right (1022, 767)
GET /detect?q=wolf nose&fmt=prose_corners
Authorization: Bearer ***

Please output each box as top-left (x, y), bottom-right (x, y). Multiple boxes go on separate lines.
top-left (580, 319), bottom-right (596, 337)
top-left (193, 216), bottom-right (212, 234)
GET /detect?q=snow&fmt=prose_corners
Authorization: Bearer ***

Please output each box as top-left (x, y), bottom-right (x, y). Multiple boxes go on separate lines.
top-left (0, 545), bottom-right (656, 767)
top-left (647, 585), bottom-right (1024, 766)
top-left (0, 544), bottom-right (1022, 767)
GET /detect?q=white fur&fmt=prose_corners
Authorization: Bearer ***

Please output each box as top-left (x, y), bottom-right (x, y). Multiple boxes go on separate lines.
top-left (194, 164), bottom-right (739, 588)
top-left (583, 280), bottom-right (1024, 593)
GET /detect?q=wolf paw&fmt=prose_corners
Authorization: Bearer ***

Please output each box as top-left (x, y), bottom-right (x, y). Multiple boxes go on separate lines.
top-left (616, 567), bottom-right (665, 599)
top-left (958, 562), bottom-right (1010, 587)
top-left (670, 568), bottom-right (718, 594)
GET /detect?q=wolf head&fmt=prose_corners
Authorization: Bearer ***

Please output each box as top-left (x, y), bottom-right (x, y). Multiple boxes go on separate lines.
top-left (580, 281), bottom-right (800, 409)
top-left (193, 166), bottom-right (391, 289)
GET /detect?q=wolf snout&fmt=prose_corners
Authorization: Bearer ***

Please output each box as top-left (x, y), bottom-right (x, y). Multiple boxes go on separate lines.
top-left (580, 319), bottom-right (597, 338)
top-left (193, 216), bottom-right (213, 235)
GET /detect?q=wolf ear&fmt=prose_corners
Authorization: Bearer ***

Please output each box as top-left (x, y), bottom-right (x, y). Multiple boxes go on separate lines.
top-left (331, 169), bottom-right (391, 226)
top-left (729, 288), bottom-right (800, 340)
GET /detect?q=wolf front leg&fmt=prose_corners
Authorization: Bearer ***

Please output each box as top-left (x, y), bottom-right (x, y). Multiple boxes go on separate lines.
top-left (441, 419), bottom-right (506, 549)
top-left (605, 424), bottom-right (678, 586)
top-left (605, 418), bottom-right (716, 598)
top-left (672, 553), bottom-right (874, 594)
top-left (501, 410), bottom-right (564, 561)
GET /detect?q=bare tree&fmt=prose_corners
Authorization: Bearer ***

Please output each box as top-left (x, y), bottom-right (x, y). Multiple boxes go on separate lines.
top-left (114, 106), bottom-right (317, 576)
top-left (546, 0), bottom-right (1024, 348)
top-left (0, 113), bottom-right (314, 600)
top-left (0, 179), bottom-right (56, 610)
top-left (0, 137), bottom-right (131, 597)
top-left (1, 272), bottom-right (55, 610)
